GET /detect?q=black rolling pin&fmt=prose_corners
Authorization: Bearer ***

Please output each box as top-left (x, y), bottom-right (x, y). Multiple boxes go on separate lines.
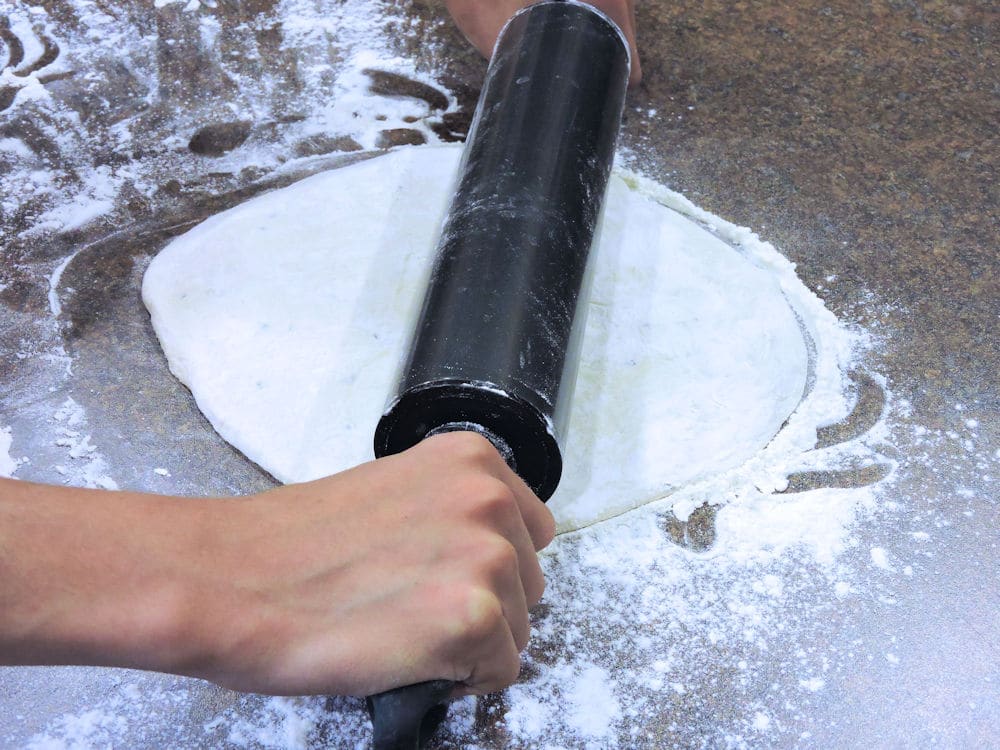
top-left (367, 3), bottom-right (630, 748)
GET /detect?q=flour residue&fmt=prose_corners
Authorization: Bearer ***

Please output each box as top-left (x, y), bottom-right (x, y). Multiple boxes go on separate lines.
top-left (0, 426), bottom-right (21, 477)
top-left (25, 709), bottom-right (128, 750)
top-left (0, 0), bottom-right (458, 242)
top-left (50, 398), bottom-right (119, 490)
top-left (507, 661), bottom-right (621, 744)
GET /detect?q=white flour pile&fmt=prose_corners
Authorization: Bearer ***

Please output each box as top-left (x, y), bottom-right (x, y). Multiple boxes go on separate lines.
top-left (142, 144), bottom-right (812, 532)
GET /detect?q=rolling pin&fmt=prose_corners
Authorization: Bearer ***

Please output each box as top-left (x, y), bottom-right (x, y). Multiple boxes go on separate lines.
top-left (368, 3), bottom-right (629, 747)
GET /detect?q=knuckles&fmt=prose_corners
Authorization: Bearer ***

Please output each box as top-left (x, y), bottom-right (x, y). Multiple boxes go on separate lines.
top-left (491, 650), bottom-right (523, 691)
top-left (425, 430), bottom-right (502, 468)
top-left (448, 531), bottom-right (521, 589)
top-left (456, 475), bottom-right (519, 525)
top-left (473, 535), bottom-right (520, 581)
top-left (449, 585), bottom-right (505, 644)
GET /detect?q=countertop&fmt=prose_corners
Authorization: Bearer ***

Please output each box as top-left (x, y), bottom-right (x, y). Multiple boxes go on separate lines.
top-left (1, 0), bottom-right (996, 747)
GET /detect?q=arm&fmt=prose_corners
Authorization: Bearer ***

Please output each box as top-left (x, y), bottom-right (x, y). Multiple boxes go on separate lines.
top-left (446, 0), bottom-right (642, 87)
top-left (0, 432), bottom-right (555, 697)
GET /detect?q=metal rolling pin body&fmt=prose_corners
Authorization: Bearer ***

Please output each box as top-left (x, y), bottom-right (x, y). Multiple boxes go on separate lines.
top-left (367, 3), bottom-right (629, 748)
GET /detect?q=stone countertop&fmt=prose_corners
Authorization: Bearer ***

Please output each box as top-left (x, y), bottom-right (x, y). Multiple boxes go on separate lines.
top-left (1, 0), bottom-right (996, 747)
top-left (612, 3), bottom-right (998, 746)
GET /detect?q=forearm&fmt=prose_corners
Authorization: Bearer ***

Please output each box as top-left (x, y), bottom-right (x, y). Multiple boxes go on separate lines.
top-left (0, 478), bottom-right (219, 674)
top-left (0, 434), bottom-right (554, 697)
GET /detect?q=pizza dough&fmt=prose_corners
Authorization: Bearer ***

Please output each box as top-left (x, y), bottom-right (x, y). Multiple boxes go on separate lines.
top-left (142, 145), bottom-right (808, 532)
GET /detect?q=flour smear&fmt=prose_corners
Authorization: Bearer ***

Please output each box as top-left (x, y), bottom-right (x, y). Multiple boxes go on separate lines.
top-left (2, 0), bottom-right (902, 748)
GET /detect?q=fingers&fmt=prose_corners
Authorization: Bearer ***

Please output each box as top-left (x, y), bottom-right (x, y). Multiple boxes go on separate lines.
top-left (444, 0), bottom-right (522, 56)
top-left (208, 430), bottom-right (552, 697)
top-left (422, 432), bottom-right (553, 605)
top-left (449, 585), bottom-right (523, 695)
top-left (418, 431), bottom-right (550, 655)
top-left (425, 431), bottom-right (556, 551)
top-left (471, 534), bottom-right (531, 651)
top-left (491, 451), bottom-right (557, 552)
top-left (445, 0), bottom-right (642, 88)
top-left (471, 477), bottom-right (546, 613)
top-left (466, 619), bottom-right (521, 695)
top-left (594, 0), bottom-right (642, 87)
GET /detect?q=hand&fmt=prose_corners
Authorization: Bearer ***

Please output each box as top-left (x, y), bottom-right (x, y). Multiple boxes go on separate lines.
top-left (0, 432), bottom-right (555, 698)
top-left (446, 0), bottom-right (642, 87)
top-left (173, 432), bottom-right (555, 697)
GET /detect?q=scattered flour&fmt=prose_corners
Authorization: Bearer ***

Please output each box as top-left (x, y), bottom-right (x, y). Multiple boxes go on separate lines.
top-left (869, 546), bottom-right (895, 572)
top-left (50, 398), bottom-right (119, 490)
top-left (564, 664), bottom-right (622, 740)
top-left (799, 677), bottom-right (825, 692)
top-left (505, 661), bottom-right (620, 745)
top-left (0, 426), bottom-right (22, 477)
top-left (48, 250), bottom-right (81, 318)
top-left (26, 709), bottom-right (128, 750)
top-left (751, 711), bottom-right (771, 731)
top-left (1, 0), bottom-right (458, 240)
top-left (213, 697), bottom-right (326, 749)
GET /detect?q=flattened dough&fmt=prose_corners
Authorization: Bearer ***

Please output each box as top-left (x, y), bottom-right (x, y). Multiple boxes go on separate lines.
top-left (143, 145), bottom-right (808, 532)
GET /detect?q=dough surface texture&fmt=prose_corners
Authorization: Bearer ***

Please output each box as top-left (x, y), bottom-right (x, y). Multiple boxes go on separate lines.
top-left (143, 145), bottom-right (808, 532)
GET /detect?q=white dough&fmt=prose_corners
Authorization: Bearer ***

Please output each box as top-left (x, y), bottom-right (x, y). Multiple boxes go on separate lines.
top-left (142, 145), bottom-right (808, 532)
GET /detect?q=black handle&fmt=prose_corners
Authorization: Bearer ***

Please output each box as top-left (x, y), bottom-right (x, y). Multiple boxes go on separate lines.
top-left (367, 680), bottom-right (455, 750)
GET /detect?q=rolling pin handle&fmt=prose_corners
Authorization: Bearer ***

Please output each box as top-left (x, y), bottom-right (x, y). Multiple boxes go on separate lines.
top-left (367, 679), bottom-right (455, 750)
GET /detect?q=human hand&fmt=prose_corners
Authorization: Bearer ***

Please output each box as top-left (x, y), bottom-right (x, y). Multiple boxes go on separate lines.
top-left (445, 0), bottom-right (641, 87)
top-left (181, 432), bottom-right (555, 697)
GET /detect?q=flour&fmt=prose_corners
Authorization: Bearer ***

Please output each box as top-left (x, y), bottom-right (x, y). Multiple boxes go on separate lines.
top-left (25, 709), bottom-right (126, 750)
top-left (0, 0), bottom-right (456, 242)
top-left (50, 398), bottom-right (119, 490)
top-left (48, 251), bottom-right (81, 318)
top-left (143, 144), bottom-right (812, 532)
top-left (504, 661), bottom-right (621, 745)
top-left (0, 426), bottom-right (21, 477)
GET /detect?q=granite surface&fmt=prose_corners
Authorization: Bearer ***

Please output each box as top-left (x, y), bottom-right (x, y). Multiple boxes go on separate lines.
top-left (1, 0), bottom-right (996, 747)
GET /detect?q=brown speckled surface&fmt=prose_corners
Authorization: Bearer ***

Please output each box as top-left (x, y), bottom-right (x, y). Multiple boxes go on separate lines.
top-left (1, 0), bottom-right (997, 746)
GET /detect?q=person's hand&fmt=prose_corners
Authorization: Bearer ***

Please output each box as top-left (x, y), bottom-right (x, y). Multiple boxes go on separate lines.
top-left (445, 0), bottom-right (641, 87)
top-left (0, 432), bottom-right (554, 699)
top-left (179, 431), bottom-right (555, 697)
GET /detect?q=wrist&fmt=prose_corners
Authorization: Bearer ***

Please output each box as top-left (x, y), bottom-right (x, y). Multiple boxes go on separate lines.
top-left (118, 496), bottom-right (254, 682)
top-left (0, 480), bottom-right (227, 676)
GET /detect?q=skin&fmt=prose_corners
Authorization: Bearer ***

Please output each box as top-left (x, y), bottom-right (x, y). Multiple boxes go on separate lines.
top-left (446, 0), bottom-right (642, 86)
top-left (0, 433), bottom-right (554, 697)
top-left (0, 1), bottom-right (636, 698)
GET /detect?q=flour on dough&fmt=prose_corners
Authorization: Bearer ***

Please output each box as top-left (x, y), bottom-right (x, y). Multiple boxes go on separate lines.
top-left (142, 145), bottom-right (808, 532)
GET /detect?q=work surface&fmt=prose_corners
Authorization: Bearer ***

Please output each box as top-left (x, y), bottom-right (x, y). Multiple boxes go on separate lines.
top-left (1, 0), bottom-right (997, 747)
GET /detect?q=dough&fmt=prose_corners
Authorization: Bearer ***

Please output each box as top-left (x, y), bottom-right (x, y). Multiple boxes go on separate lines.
top-left (143, 145), bottom-right (808, 532)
